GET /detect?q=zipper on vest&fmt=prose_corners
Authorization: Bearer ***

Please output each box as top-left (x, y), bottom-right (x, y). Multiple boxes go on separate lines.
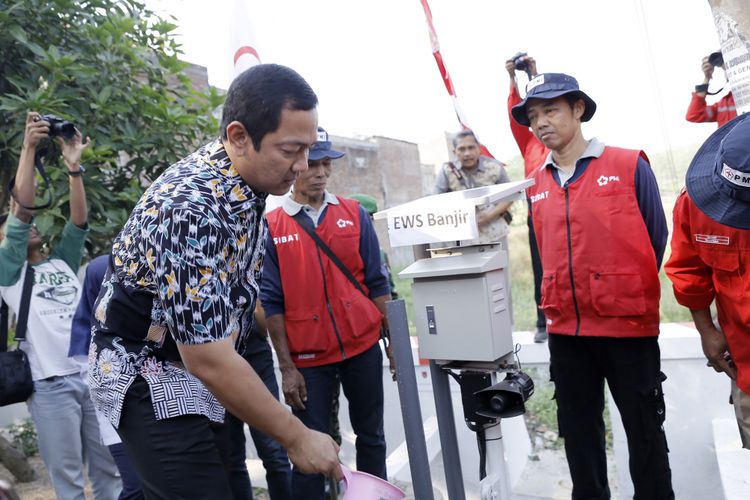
top-left (315, 247), bottom-right (347, 359)
top-left (564, 186), bottom-right (581, 335)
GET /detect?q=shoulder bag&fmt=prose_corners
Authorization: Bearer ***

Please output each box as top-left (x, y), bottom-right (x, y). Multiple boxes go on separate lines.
top-left (0, 266), bottom-right (35, 406)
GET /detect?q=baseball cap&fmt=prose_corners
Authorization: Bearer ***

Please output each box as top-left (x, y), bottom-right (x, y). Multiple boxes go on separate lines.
top-left (309, 127), bottom-right (345, 161)
top-left (349, 194), bottom-right (378, 215)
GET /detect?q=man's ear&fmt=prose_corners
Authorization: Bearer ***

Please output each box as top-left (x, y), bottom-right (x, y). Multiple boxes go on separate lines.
top-left (573, 99), bottom-right (586, 121)
top-left (225, 121), bottom-right (251, 153)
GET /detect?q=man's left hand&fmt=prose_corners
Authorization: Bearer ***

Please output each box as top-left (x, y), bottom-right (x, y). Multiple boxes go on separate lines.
top-left (59, 130), bottom-right (90, 170)
top-left (386, 343), bottom-right (397, 381)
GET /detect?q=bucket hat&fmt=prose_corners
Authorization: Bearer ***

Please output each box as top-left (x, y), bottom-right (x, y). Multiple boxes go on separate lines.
top-left (686, 112), bottom-right (750, 230)
top-left (511, 73), bottom-right (597, 127)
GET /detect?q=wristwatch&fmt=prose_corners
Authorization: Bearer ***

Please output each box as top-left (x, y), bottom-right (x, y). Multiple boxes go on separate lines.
top-left (67, 165), bottom-right (86, 177)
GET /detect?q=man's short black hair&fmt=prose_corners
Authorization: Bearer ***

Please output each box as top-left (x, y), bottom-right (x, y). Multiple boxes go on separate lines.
top-left (452, 130), bottom-right (479, 148)
top-left (220, 64), bottom-right (318, 150)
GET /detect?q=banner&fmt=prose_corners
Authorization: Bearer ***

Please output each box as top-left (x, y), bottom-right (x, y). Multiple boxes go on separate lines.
top-left (708, 0), bottom-right (750, 114)
top-left (418, 0), bottom-right (493, 157)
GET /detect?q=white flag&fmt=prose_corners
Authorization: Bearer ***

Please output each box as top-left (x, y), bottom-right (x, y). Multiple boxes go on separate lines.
top-left (229, 0), bottom-right (261, 79)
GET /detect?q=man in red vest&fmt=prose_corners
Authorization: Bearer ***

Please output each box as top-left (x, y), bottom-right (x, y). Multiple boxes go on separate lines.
top-left (665, 113), bottom-right (750, 449)
top-left (506, 52), bottom-right (550, 343)
top-left (261, 128), bottom-right (393, 499)
top-left (512, 73), bottom-right (674, 500)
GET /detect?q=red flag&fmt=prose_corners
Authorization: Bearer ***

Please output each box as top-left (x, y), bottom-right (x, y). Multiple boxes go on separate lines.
top-left (419, 0), bottom-right (493, 158)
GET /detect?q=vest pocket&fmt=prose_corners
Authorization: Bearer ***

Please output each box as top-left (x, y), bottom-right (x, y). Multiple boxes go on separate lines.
top-left (285, 308), bottom-right (329, 356)
top-left (339, 292), bottom-right (383, 340)
top-left (590, 271), bottom-right (646, 316)
top-left (540, 272), bottom-right (560, 313)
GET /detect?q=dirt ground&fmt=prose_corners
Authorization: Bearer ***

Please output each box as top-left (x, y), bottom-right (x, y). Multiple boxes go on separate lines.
top-left (0, 456), bottom-right (61, 500)
top-left (0, 457), bottom-right (273, 499)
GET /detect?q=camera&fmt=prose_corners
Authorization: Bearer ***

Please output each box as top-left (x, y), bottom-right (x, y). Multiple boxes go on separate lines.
top-left (708, 51), bottom-right (724, 68)
top-left (38, 114), bottom-right (76, 140)
top-left (512, 51), bottom-right (529, 72)
top-left (474, 371), bottom-right (534, 419)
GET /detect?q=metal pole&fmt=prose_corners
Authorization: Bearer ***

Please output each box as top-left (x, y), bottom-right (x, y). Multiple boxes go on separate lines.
top-left (430, 360), bottom-right (466, 500)
top-left (387, 299), bottom-right (435, 500)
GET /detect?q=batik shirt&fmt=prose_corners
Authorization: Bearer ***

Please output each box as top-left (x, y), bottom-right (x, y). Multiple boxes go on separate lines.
top-left (89, 139), bottom-right (267, 426)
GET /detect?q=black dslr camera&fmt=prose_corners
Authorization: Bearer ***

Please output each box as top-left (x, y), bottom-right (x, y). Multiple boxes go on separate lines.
top-left (708, 51), bottom-right (724, 68)
top-left (38, 114), bottom-right (76, 140)
top-left (512, 51), bottom-right (529, 72)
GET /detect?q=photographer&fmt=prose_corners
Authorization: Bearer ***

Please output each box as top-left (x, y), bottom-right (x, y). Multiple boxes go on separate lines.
top-left (685, 50), bottom-right (737, 128)
top-left (0, 112), bottom-right (120, 499)
top-left (505, 52), bottom-right (549, 343)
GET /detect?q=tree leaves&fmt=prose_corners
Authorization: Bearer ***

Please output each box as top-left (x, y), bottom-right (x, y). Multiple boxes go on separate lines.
top-left (0, 0), bottom-right (219, 256)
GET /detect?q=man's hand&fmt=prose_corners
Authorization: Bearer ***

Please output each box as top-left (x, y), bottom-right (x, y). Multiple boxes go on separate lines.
top-left (286, 428), bottom-right (342, 480)
top-left (281, 365), bottom-right (308, 410)
top-left (59, 130), bottom-right (91, 170)
top-left (701, 326), bottom-right (737, 380)
top-left (525, 56), bottom-right (538, 77)
top-left (22, 112), bottom-right (49, 152)
top-left (701, 57), bottom-right (714, 84)
top-left (386, 342), bottom-right (397, 381)
top-left (505, 59), bottom-right (516, 77)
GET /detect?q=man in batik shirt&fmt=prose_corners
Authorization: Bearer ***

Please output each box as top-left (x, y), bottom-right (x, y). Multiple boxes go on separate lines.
top-left (89, 64), bottom-right (341, 498)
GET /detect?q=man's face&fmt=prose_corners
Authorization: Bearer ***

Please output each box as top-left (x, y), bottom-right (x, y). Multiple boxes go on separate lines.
top-left (526, 97), bottom-right (584, 152)
top-left (232, 107), bottom-right (319, 196)
top-left (294, 158), bottom-right (333, 201)
top-left (28, 224), bottom-right (43, 250)
top-left (453, 136), bottom-right (481, 169)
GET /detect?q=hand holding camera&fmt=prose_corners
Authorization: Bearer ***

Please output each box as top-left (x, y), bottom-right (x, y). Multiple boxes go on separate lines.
top-left (507, 51), bottom-right (537, 78)
top-left (25, 111), bottom-right (89, 170)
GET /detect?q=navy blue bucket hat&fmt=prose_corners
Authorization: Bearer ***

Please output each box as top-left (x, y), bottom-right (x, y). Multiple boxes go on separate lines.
top-left (511, 73), bottom-right (597, 127)
top-left (686, 112), bottom-right (750, 230)
top-left (309, 127), bottom-right (345, 161)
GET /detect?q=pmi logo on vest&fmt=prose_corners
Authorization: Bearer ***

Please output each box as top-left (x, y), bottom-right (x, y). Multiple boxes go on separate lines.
top-left (597, 175), bottom-right (620, 186)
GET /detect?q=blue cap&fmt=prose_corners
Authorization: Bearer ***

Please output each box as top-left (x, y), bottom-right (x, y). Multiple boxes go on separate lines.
top-left (686, 113), bottom-right (750, 230)
top-left (309, 127), bottom-right (345, 161)
top-left (511, 73), bottom-right (597, 127)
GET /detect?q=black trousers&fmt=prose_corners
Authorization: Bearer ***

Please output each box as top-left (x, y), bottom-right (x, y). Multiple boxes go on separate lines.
top-left (117, 377), bottom-right (233, 500)
top-left (527, 214), bottom-right (546, 329)
top-left (548, 334), bottom-right (674, 500)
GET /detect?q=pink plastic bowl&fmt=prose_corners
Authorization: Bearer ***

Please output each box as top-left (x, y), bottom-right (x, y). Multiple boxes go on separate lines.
top-left (340, 465), bottom-right (406, 500)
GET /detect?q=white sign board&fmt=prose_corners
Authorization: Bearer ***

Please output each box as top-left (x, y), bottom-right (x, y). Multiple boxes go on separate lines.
top-left (386, 198), bottom-right (477, 247)
top-left (375, 180), bottom-right (534, 248)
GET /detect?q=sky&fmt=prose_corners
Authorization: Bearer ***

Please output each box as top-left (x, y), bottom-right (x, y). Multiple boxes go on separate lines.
top-left (147, 0), bottom-right (726, 169)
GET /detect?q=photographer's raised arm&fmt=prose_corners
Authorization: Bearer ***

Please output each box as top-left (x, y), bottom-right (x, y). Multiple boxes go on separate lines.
top-left (12, 112), bottom-right (48, 223)
top-left (60, 130), bottom-right (90, 227)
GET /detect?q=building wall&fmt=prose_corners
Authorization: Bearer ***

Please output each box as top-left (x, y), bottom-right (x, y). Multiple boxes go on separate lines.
top-left (327, 135), bottom-right (426, 268)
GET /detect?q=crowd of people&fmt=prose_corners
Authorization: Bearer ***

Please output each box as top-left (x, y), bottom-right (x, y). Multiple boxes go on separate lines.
top-left (0, 45), bottom-right (746, 500)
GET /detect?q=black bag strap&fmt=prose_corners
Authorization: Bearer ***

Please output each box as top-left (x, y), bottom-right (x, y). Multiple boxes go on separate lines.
top-left (447, 162), bottom-right (473, 189)
top-left (292, 211), bottom-right (366, 296)
top-left (13, 265), bottom-right (36, 342)
top-left (0, 300), bottom-right (8, 352)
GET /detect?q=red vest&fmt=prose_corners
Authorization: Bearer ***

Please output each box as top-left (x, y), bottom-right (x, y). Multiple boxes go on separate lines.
top-left (266, 198), bottom-right (383, 367)
top-left (527, 147), bottom-right (660, 337)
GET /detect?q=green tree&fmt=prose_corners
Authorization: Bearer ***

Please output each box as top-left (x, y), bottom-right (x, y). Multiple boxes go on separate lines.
top-left (0, 0), bottom-right (223, 255)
